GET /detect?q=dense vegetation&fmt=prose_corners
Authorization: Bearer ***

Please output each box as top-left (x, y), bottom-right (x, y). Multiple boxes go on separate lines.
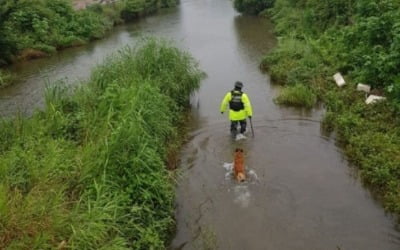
top-left (0, 0), bottom-right (114, 65)
top-left (0, 38), bottom-right (204, 249)
top-left (235, 0), bottom-right (400, 214)
top-left (121, 0), bottom-right (178, 20)
top-left (0, 70), bottom-right (13, 88)
top-left (233, 0), bottom-right (273, 15)
top-left (0, 0), bottom-right (178, 66)
top-left (274, 84), bottom-right (316, 108)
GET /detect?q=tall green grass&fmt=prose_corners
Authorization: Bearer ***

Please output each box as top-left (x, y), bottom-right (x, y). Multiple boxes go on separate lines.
top-left (0, 38), bottom-right (204, 249)
top-left (0, 70), bottom-right (13, 88)
top-left (260, 0), bottom-right (400, 214)
top-left (275, 84), bottom-right (317, 108)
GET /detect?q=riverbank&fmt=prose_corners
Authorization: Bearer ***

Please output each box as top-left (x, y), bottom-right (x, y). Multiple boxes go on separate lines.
top-left (0, 38), bottom-right (204, 249)
top-left (235, 0), bottom-right (400, 214)
top-left (0, 0), bottom-right (178, 87)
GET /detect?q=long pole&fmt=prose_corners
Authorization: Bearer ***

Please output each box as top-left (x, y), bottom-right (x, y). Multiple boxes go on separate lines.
top-left (249, 117), bottom-right (255, 138)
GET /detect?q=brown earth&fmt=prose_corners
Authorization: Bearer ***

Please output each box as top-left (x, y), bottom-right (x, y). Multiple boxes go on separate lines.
top-left (17, 49), bottom-right (48, 61)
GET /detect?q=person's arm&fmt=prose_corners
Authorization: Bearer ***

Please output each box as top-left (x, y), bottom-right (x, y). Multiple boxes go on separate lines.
top-left (242, 93), bottom-right (253, 117)
top-left (220, 92), bottom-right (231, 113)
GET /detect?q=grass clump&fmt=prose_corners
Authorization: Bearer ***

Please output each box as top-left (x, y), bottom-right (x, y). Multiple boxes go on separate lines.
top-left (248, 0), bottom-right (400, 214)
top-left (275, 84), bottom-right (317, 108)
top-left (323, 101), bottom-right (400, 213)
top-left (233, 0), bottom-right (274, 15)
top-left (0, 38), bottom-right (204, 249)
top-left (0, 70), bottom-right (13, 88)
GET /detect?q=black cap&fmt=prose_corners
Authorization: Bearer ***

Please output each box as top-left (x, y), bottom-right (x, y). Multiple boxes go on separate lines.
top-left (234, 81), bottom-right (243, 89)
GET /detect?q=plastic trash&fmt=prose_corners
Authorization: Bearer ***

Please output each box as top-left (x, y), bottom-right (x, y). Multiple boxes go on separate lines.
top-left (333, 72), bottom-right (346, 87)
top-left (357, 83), bottom-right (371, 93)
top-left (365, 95), bottom-right (386, 105)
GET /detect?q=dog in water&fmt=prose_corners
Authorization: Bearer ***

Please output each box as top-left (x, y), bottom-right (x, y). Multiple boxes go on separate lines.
top-left (233, 148), bottom-right (246, 182)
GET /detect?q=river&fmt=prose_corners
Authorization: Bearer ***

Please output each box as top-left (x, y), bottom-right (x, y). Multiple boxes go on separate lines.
top-left (1, 0), bottom-right (400, 249)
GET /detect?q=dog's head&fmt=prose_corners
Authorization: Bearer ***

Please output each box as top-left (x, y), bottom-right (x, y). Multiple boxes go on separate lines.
top-left (235, 148), bottom-right (244, 155)
top-left (236, 172), bottom-right (246, 182)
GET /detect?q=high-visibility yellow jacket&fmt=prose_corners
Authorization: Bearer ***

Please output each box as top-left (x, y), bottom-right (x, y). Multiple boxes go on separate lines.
top-left (220, 90), bottom-right (253, 121)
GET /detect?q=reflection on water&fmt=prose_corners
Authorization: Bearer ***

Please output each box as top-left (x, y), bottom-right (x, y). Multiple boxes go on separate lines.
top-left (233, 15), bottom-right (276, 63)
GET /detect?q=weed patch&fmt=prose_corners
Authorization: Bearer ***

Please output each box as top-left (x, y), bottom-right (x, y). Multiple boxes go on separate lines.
top-left (0, 38), bottom-right (204, 248)
top-left (255, 0), bottom-right (400, 214)
top-left (0, 70), bottom-right (13, 88)
top-left (275, 84), bottom-right (316, 108)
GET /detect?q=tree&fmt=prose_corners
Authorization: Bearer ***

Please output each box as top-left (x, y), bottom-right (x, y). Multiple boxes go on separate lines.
top-left (0, 0), bottom-right (19, 64)
top-left (233, 0), bottom-right (274, 15)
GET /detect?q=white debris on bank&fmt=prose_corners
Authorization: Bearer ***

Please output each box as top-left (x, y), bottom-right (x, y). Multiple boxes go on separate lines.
top-left (357, 83), bottom-right (371, 93)
top-left (333, 72), bottom-right (386, 105)
top-left (365, 95), bottom-right (386, 105)
top-left (333, 72), bottom-right (346, 87)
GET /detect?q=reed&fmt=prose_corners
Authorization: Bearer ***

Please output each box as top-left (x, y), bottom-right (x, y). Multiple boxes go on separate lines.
top-left (275, 84), bottom-right (317, 108)
top-left (0, 38), bottom-right (204, 249)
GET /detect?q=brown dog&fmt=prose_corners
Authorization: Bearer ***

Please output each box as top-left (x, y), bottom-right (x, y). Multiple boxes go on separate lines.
top-left (234, 148), bottom-right (246, 182)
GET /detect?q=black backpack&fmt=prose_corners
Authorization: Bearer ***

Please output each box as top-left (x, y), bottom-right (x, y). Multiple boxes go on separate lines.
top-left (229, 91), bottom-right (244, 111)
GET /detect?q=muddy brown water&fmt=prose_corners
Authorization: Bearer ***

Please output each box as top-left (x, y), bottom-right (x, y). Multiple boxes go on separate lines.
top-left (1, 0), bottom-right (400, 249)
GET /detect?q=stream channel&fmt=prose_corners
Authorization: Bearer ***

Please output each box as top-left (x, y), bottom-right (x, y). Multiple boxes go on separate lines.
top-left (1, 0), bottom-right (400, 249)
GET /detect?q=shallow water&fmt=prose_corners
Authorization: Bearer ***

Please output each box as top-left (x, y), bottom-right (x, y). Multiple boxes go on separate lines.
top-left (1, 0), bottom-right (400, 249)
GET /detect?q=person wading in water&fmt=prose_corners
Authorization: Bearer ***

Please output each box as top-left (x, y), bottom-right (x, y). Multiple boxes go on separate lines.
top-left (220, 81), bottom-right (253, 137)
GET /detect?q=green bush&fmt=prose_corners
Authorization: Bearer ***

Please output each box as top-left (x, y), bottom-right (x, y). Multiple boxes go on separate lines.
top-left (267, 0), bottom-right (400, 102)
top-left (0, 0), bottom-right (120, 62)
top-left (0, 0), bottom-right (181, 64)
top-left (275, 84), bottom-right (317, 108)
top-left (0, 38), bottom-right (204, 249)
top-left (160, 0), bottom-right (178, 8)
top-left (261, 0), bottom-right (400, 214)
top-left (72, 10), bottom-right (111, 40)
top-left (0, 70), bottom-right (13, 88)
top-left (121, 0), bottom-right (159, 20)
top-left (234, 0), bottom-right (275, 15)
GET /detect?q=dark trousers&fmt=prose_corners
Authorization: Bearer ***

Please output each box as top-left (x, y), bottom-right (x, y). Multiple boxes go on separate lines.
top-left (230, 120), bottom-right (247, 134)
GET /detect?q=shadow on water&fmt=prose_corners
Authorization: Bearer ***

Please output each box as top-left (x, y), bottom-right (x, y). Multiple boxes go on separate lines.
top-left (1, 0), bottom-right (400, 249)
